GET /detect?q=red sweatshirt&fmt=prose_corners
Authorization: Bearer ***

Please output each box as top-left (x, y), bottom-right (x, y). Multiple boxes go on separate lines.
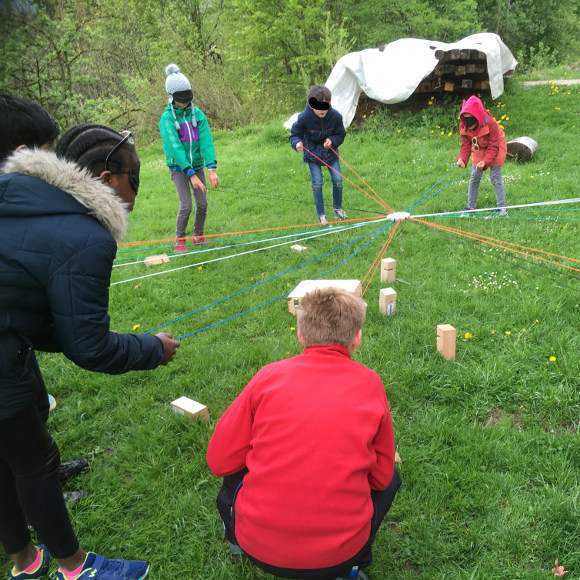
top-left (207, 344), bottom-right (395, 569)
top-left (458, 95), bottom-right (507, 169)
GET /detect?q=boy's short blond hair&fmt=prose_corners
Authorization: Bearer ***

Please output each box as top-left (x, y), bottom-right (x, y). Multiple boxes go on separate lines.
top-left (297, 287), bottom-right (366, 347)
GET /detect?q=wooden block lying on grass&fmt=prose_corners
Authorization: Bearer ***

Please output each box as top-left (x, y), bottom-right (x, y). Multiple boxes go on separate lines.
top-left (287, 279), bottom-right (362, 315)
top-left (144, 254), bottom-right (169, 267)
top-left (290, 244), bottom-right (308, 253)
top-left (171, 396), bottom-right (209, 422)
top-left (437, 324), bottom-right (456, 360)
top-left (379, 288), bottom-right (396, 316)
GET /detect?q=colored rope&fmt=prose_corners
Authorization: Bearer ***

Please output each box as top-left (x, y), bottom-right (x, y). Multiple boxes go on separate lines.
top-left (302, 145), bottom-right (393, 212)
top-left (361, 222), bottom-right (400, 297)
top-left (143, 221), bottom-right (392, 336)
top-left (411, 218), bottom-right (580, 273)
top-left (328, 146), bottom-right (393, 212)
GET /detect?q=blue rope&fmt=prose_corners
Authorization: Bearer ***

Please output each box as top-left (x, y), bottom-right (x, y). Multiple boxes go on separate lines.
top-left (144, 221), bottom-right (392, 337)
top-left (406, 165), bottom-right (467, 213)
top-left (175, 222), bottom-right (392, 340)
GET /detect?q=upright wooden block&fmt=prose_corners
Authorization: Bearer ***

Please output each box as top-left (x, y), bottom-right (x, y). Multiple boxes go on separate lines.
top-left (171, 396), bottom-right (209, 422)
top-left (437, 324), bottom-right (456, 360)
top-left (379, 288), bottom-right (396, 316)
top-left (287, 279), bottom-right (362, 315)
top-left (144, 254), bottom-right (170, 267)
top-left (380, 258), bottom-right (396, 283)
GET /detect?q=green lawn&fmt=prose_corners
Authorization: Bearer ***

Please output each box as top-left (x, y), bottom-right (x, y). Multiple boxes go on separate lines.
top-left (2, 77), bottom-right (578, 579)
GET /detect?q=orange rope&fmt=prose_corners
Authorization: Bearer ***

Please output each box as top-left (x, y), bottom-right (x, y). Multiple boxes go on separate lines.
top-left (302, 145), bottom-right (393, 212)
top-left (411, 218), bottom-right (580, 273)
top-left (329, 145), bottom-right (393, 212)
top-left (361, 222), bottom-right (400, 296)
top-left (117, 215), bottom-right (387, 247)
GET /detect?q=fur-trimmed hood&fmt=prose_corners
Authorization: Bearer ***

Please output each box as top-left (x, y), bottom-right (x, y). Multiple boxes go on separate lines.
top-left (1, 148), bottom-right (128, 240)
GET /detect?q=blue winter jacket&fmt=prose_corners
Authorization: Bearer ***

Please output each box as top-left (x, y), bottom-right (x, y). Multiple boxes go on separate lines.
top-left (0, 149), bottom-right (164, 419)
top-left (289, 103), bottom-right (346, 166)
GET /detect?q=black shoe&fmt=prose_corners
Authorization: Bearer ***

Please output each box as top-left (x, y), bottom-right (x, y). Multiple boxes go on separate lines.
top-left (59, 458), bottom-right (89, 483)
top-left (63, 490), bottom-right (89, 509)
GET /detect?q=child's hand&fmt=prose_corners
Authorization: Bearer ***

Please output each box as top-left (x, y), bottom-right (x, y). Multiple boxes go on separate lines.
top-left (457, 159), bottom-right (466, 169)
top-left (155, 333), bottom-right (180, 365)
top-left (296, 142), bottom-right (304, 152)
top-left (189, 174), bottom-right (207, 193)
top-left (323, 138), bottom-right (332, 148)
top-left (208, 169), bottom-right (219, 189)
top-left (476, 161), bottom-right (486, 170)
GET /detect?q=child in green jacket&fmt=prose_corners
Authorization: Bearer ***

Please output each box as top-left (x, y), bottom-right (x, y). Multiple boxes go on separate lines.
top-left (159, 64), bottom-right (219, 251)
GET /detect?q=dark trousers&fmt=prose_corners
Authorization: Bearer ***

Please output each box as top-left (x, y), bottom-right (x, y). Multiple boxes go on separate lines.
top-left (0, 356), bottom-right (79, 558)
top-left (217, 468), bottom-right (402, 580)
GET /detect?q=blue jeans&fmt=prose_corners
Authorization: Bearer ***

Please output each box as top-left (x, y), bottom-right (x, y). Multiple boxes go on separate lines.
top-left (467, 165), bottom-right (506, 210)
top-left (307, 160), bottom-right (343, 217)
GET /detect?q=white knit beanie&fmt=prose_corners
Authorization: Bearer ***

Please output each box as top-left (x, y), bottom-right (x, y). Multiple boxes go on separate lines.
top-left (165, 64), bottom-right (191, 103)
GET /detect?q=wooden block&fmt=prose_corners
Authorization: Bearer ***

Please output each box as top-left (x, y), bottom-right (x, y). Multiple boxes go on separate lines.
top-left (144, 254), bottom-right (170, 267)
top-left (395, 451), bottom-right (402, 463)
top-left (459, 49), bottom-right (471, 60)
top-left (466, 64), bottom-right (477, 74)
top-left (444, 81), bottom-right (454, 92)
top-left (379, 288), bottom-right (396, 316)
top-left (455, 65), bottom-right (467, 76)
top-left (380, 258), bottom-right (396, 283)
top-left (287, 279), bottom-right (362, 315)
top-left (461, 79), bottom-right (473, 89)
top-left (290, 244), bottom-right (307, 253)
top-left (448, 49), bottom-right (462, 61)
top-left (171, 396), bottom-right (209, 422)
top-left (437, 324), bottom-right (456, 360)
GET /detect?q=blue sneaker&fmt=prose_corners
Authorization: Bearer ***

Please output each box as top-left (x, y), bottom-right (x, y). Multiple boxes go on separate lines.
top-left (55, 553), bottom-right (149, 580)
top-left (459, 206), bottom-right (475, 217)
top-left (8, 545), bottom-right (50, 579)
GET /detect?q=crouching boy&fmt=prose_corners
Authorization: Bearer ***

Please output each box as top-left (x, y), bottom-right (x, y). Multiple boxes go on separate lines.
top-left (207, 287), bottom-right (401, 580)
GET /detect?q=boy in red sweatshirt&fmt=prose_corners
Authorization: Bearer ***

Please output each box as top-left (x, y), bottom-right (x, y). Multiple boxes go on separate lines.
top-left (456, 95), bottom-right (508, 217)
top-left (207, 287), bottom-right (401, 580)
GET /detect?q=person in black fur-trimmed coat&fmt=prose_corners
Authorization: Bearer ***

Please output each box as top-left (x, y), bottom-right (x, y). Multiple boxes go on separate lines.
top-left (0, 110), bottom-right (178, 580)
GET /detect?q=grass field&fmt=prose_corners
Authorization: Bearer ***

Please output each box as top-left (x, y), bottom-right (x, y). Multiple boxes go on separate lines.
top-left (2, 75), bottom-right (578, 579)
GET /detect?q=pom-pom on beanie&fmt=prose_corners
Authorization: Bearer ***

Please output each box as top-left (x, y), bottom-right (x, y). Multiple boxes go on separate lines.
top-left (165, 64), bottom-right (191, 103)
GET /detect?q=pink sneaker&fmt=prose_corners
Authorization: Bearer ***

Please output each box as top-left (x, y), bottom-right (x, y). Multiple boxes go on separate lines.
top-left (193, 236), bottom-right (213, 245)
top-left (174, 239), bottom-right (187, 253)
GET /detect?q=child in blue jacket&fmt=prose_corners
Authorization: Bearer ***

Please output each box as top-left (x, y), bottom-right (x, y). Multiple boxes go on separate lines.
top-left (290, 85), bottom-right (347, 225)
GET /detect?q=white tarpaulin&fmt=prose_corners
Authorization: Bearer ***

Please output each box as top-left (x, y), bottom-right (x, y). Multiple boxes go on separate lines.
top-left (285, 33), bottom-right (517, 129)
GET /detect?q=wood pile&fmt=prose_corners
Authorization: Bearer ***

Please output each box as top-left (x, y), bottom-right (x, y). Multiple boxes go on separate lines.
top-left (415, 49), bottom-right (491, 94)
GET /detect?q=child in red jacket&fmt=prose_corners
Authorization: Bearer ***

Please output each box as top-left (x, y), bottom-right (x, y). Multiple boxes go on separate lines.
top-left (456, 95), bottom-right (508, 217)
top-left (207, 287), bottom-right (401, 580)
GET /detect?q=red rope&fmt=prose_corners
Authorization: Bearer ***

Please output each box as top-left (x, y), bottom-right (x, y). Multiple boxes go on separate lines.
top-left (361, 221), bottom-right (400, 297)
top-left (328, 145), bottom-right (393, 212)
top-left (411, 218), bottom-right (580, 273)
top-left (301, 145), bottom-right (393, 212)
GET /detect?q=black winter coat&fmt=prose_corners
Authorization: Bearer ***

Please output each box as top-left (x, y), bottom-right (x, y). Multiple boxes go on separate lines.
top-left (0, 149), bottom-right (163, 419)
top-left (289, 104), bottom-right (346, 166)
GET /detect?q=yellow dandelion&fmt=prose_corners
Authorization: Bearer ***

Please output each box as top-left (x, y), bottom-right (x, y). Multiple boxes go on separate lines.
top-left (197, 266), bottom-right (202, 270)
top-left (370, 110), bottom-right (374, 114)
top-left (290, 327), bottom-right (295, 331)
top-left (505, 331), bottom-right (511, 335)
top-left (506, 116), bottom-right (510, 120)
top-left (535, 319), bottom-right (539, 323)
top-left (440, 131), bottom-right (445, 136)
top-left (397, 129), bottom-right (402, 133)
top-left (250, 276), bottom-right (254, 281)
top-left (549, 356), bottom-right (556, 362)
top-left (530, 175), bottom-right (534, 179)
top-left (436, 125), bottom-right (440, 129)
top-left (555, 107), bottom-right (560, 111)
top-left (492, 330), bottom-right (496, 335)
top-left (132, 324), bottom-right (141, 331)
top-left (363, 114), bottom-right (367, 118)
top-left (522, 328), bottom-right (526, 332)
top-left (448, 132), bottom-right (453, 137)
top-left (464, 332), bottom-right (472, 339)
top-left (431, 130), bottom-right (435, 134)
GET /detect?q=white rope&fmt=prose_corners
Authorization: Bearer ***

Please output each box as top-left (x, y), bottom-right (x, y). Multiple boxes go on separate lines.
top-left (111, 219), bottom-right (382, 286)
top-left (411, 198), bottom-right (580, 219)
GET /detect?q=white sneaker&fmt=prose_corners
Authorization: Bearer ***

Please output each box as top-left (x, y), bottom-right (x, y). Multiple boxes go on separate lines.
top-left (318, 214), bottom-right (328, 225)
top-left (333, 208), bottom-right (348, 220)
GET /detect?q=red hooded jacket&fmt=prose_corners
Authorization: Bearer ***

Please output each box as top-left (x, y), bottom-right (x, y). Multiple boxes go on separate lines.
top-left (458, 95), bottom-right (507, 169)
